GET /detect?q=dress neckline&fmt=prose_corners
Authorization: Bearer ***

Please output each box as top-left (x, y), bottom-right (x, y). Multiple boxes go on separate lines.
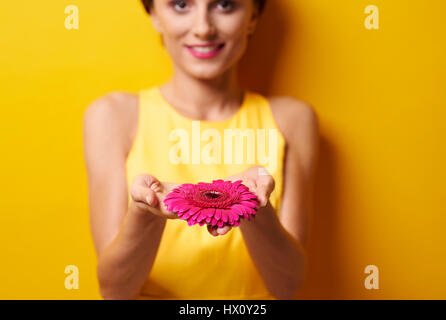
top-left (155, 86), bottom-right (249, 126)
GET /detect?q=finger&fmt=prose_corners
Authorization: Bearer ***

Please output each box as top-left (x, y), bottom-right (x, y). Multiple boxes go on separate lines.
top-left (145, 189), bottom-right (159, 207)
top-left (131, 173), bottom-right (158, 188)
top-left (161, 204), bottom-right (180, 220)
top-left (207, 225), bottom-right (219, 237)
top-left (130, 181), bottom-right (159, 207)
top-left (150, 180), bottom-right (162, 193)
top-left (217, 225), bottom-right (232, 235)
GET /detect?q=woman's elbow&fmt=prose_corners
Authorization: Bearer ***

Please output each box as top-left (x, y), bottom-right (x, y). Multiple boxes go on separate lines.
top-left (271, 262), bottom-right (306, 300)
top-left (99, 286), bottom-right (139, 300)
top-left (271, 278), bottom-right (304, 300)
top-left (97, 263), bottom-right (139, 300)
top-left (98, 278), bottom-right (140, 300)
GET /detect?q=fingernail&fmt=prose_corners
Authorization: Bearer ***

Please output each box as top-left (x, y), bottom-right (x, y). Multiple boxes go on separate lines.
top-left (146, 195), bottom-right (152, 206)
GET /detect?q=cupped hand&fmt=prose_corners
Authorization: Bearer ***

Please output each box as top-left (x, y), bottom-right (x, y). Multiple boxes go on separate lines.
top-left (129, 174), bottom-right (180, 220)
top-left (207, 166), bottom-right (275, 237)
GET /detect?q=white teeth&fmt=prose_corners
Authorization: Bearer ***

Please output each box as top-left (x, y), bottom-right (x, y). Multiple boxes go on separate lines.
top-left (190, 45), bottom-right (221, 53)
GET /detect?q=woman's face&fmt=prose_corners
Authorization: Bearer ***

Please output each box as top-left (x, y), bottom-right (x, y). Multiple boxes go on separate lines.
top-left (150, 0), bottom-right (259, 80)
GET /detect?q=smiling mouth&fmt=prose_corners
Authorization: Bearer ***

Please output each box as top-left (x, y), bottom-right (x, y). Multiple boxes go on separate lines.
top-left (185, 43), bottom-right (226, 59)
top-left (186, 43), bottom-right (225, 53)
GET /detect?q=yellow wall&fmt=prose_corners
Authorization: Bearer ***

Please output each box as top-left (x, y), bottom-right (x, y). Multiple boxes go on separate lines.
top-left (0, 0), bottom-right (444, 299)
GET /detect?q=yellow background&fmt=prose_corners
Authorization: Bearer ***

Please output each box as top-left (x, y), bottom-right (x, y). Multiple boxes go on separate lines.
top-left (0, 0), bottom-right (444, 299)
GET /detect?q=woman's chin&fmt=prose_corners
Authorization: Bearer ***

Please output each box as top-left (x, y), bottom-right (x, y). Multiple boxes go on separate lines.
top-left (188, 70), bottom-right (226, 80)
top-left (185, 64), bottom-right (232, 80)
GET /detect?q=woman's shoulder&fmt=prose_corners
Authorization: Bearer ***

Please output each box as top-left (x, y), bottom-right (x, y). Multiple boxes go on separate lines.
top-left (266, 95), bottom-right (319, 143)
top-left (85, 91), bottom-right (138, 112)
top-left (83, 91), bottom-right (139, 156)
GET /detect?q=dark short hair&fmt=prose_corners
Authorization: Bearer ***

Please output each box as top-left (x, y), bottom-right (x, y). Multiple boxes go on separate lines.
top-left (141, 0), bottom-right (266, 16)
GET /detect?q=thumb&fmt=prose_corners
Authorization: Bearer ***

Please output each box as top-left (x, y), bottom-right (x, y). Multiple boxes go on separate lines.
top-left (145, 188), bottom-right (159, 207)
top-left (256, 174), bottom-right (275, 207)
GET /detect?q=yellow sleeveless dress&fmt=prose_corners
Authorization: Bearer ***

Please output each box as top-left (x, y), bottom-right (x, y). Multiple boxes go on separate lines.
top-left (126, 86), bottom-right (286, 299)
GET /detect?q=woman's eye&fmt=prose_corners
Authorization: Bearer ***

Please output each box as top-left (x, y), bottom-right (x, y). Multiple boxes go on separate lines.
top-left (169, 0), bottom-right (235, 13)
top-left (171, 0), bottom-right (188, 11)
top-left (217, 0), bottom-right (236, 11)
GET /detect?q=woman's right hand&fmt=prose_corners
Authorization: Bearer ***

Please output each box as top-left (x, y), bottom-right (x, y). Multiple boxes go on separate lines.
top-left (129, 174), bottom-right (180, 220)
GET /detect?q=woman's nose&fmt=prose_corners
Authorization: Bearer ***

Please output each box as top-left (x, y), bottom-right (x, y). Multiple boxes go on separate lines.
top-left (192, 7), bottom-right (216, 39)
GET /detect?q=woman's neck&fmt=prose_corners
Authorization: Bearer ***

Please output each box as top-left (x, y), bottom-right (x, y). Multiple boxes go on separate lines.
top-left (159, 67), bottom-right (244, 122)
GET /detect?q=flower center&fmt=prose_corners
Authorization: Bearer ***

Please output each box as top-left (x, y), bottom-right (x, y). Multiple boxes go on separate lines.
top-left (202, 190), bottom-right (222, 200)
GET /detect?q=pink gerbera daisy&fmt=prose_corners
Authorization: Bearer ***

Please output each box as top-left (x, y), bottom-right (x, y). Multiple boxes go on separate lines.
top-left (163, 180), bottom-right (259, 228)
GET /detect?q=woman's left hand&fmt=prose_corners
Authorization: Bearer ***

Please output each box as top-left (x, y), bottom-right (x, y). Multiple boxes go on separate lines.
top-left (207, 166), bottom-right (275, 237)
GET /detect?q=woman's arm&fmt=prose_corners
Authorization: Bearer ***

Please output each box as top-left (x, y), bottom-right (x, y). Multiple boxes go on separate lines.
top-left (239, 98), bottom-right (320, 299)
top-left (96, 200), bottom-right (166, 300)
top-left (239, 201), bottom-right (306, 300)
top-left (83, 94), bottom-right (167, 299)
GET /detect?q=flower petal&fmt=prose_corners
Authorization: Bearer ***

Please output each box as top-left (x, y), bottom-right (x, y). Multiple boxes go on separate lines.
top-left (240, 192), bottom-right (257, 199)
top-left (198, 210), bottom-right (209, 222)
top-left (166, 199), bottom-right (187, 210)
top-left (227, 210), bottom-right (234, 223)
top-left (215, 209), bottom-right (224, 220)
top-left (233, 204), bottom-right (247, 214)
top-left (231, 205), bottom-right (244, 216)
top-left (188, 219), bottom-right (197, 226)
top-left (185, 206), bottom-right (201, 216)
top-left (177, 204), bottom-right (194, 213)
top-left (230, 211), bottom-right (240, 222)
top-left (233, 180), bottom-right (243, 187)
top-left (191, 211), bottom-right (201, 221)
top-left (240, 200), bottom-right (257, 209)
top-left (207, 207), bottom-right (216, 217)
top-left (221, 211), bottom-right (229, 223)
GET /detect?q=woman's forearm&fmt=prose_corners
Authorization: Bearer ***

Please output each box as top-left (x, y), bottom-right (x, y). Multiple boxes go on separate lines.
top-left (239, 202), bottom-right (306, 300)
top-left (96, 201), bottom-right (166, 299)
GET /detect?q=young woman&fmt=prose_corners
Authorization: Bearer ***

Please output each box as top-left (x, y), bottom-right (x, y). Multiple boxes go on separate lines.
top-left (83, 0), bottom-right (319, 300)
